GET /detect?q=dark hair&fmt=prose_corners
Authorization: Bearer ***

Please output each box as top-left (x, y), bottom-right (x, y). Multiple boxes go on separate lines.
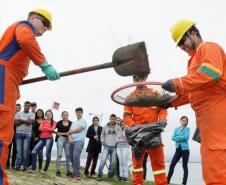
top-left (24, 101), bottom-right (31, 105)
top-left (35, 109), bottom-right (44, 120)
top-left (187, 25), bottom-right (202, 39)
top-left (75, 107), bottom-right (83, 113)
top-left (180, 116), bottom-right (188, 126)
top-left (120, 120), bottom-right (125, 126)
top-left (45, 109), bottom-right (54, 126)
top-left (16, 103), bottom-right (21, 107)
top-left (61, 111), bottom-right (68, 117)
top-left (31, 102), bottom-right (37, 106)
top-left (92, 116), bottom-right (99, 122)
top-left (110, 114), bottom-right (116, 118)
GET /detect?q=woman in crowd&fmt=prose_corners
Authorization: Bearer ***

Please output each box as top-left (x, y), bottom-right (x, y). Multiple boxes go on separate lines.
top-left (116, 120), bottom-right (130, 182)
top-left (167, 116), bottom-right (190, 185)
top-left (29, 109), bottom-right (44, 172)
top-left (55, 111), bottom-right (72, 177)
top-left (84, 116), bottom-right (102, 177)
top-left (31, 109), bottom-right (56, 173)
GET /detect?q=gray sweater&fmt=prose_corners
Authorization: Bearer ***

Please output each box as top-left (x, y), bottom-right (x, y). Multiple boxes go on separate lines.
top-left (101, 122), bottom-right (121, 147)
top-left (116, 128), bottom-right (130, 148)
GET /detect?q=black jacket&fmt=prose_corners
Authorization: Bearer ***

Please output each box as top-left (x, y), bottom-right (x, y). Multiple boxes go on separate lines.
top-left (86, 124), bottom-right (102, 154)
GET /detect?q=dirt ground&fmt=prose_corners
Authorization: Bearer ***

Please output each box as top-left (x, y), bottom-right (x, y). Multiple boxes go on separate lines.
top-left (7, 170), bottom-right (111, 185)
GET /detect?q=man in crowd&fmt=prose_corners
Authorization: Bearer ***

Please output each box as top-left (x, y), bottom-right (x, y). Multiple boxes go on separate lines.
top-left (69, 107), bottom-right (87, 180)
top-left (14, 101), bottom-right (34, 171)
top-left (97, 114), bottom-right (121, 181)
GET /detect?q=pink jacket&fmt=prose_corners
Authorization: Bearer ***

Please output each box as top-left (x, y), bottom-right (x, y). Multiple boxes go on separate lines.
top-left (39, 119), bottom-right (56, 138)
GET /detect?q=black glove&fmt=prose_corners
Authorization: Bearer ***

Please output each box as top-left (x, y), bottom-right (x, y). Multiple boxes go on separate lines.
top-left (132, 145), bottom-right (143, 160)
top-left (162, 80), bottom-right (175, 92)
top-left (143, 136), bottom-right (161, 148)
top-left (157, 103), bottom-right (172, 109)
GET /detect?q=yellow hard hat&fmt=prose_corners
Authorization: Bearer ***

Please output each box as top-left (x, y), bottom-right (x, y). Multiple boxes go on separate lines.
top-left (170, 19), bottom-right (196, 45)
top-left (29, 8), bottom-right (52, 30)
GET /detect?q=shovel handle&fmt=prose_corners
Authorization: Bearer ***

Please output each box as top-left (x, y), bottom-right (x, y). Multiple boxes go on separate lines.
top-left (22, 62), bottom-right (114, 85)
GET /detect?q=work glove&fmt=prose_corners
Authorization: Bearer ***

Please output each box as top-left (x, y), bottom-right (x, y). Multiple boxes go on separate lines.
top-left (162, 79), bottom-right (175, 92)
top-left (143, 136), bottom-right (161, 148)
top-left (39, 61), bottom-right (60, 80)
top-left (132, 145), bottom-right (143, 160)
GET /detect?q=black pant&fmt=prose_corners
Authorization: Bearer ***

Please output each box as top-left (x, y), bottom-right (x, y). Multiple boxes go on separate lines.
top-left (143, 152), bottom-right (148, 180)
top-left (167, 147), bottom-right (190, 185)
top-left (84, 152), bottom-right (99, 175)
top-left (7, 136), bottom-right (17, 168)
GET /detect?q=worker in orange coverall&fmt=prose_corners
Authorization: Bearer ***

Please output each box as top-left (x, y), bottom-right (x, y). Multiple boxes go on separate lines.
top-left (161, 19), bottom-right (226, 185)
top-left (0, 9), bottom-right (60, 184)
top-left (124, 74), bottom-right (168, 185)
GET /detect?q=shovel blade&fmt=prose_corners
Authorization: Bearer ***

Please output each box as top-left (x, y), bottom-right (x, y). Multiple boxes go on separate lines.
top-left (112, 41), bottom-right (150, 76)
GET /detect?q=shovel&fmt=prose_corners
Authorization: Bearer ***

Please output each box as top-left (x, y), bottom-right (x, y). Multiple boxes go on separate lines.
top-left (22, 41), bottom-right (150, 85)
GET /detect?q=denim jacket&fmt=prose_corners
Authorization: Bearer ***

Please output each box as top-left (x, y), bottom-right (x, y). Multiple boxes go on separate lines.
top-left (172, 126), bottom-right (190, 150)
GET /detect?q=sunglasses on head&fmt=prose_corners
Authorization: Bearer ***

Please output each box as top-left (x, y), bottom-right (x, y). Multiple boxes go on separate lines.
top-left (178, 35), bottom-right (187, 46)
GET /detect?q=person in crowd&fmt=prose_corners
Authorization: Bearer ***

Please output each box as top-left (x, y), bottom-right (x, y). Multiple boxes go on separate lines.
top-left (28, 102), bottom-right (38, 168)
top-left (96, 114), bottom-right (121, 181)
top-left (115, 116), bottom-right (121, 180)
top-left (84, 116), bottom-right (102, 177)
top-left (14, 101), bottom-right (33, 171)
top-left (6, 103), bottom-right (21, 169)
top-left (68, 107), bottom-right (87, 180)
top-left (167, 116), bottom-right (190, 185)
top-left (124, 74), bottom-right (168, 185)
top-left (55, 111), bottom-right (72, 177)
top-left (0, 8), bottom-right (60, 184)
top-left (161, 19), bottom-right (226, 184)
top-left (30, 102), bottom-right (37, 119)
top-left (28, 109), bottom-right (44, 173)
top-left (31, 109), bottom-right (56, 173)
top-left (116, 120), bottom-right (130, 182)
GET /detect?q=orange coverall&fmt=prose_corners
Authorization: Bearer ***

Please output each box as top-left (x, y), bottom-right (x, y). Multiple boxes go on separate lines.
top-left (171, 42), bottom-right (226, 184)
top-left (124, 87), bottom-right (168, 185)
top-left (0, 21), bottom-right (45, 184)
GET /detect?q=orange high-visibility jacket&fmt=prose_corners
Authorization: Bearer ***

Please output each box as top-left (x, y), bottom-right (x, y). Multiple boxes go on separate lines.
top-left (172, 42), bottom-right (226, 112)
top-left (0, 21), bottom-right (46, 111)
top-left (124, 88), bottom-right (167, 127)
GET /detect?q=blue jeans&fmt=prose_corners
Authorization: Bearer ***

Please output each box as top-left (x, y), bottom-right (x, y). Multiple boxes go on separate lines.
top-left (31, 138), bottom-right (53, 171)
top-left (56, 136), bottom-right (70, 173)
top-left (117, 147), bottom-right (130, 178)
top-left (15, 133), bottom-right (31, 169)
top-left (98, 146), bottom-right (116, 177)
top-left (69, 140), bottom-right (84, 176)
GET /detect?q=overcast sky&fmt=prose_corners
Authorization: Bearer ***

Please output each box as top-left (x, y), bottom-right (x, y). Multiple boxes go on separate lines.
top-left (1, 0), bottom-right (226, 162)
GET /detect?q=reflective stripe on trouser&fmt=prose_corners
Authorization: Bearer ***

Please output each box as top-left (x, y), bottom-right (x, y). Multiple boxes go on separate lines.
top-left (131, 145), bottom-right (168, 185)
top-left (132, 167), bottom-right (143, 172)
top-left (153, 169), bottom-right (166, 175)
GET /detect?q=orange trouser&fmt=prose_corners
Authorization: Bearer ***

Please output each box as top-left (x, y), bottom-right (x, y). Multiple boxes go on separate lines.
top-left (131, 144), bottom-right (168, 185)
top-left (196, 103), bottom-right (226, 185)
top-left (0, 110), bottom-right (14, 185)
top-left (0, 65), bottom-right (18, 185)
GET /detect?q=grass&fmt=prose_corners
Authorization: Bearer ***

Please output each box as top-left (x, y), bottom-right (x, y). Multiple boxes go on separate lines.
top-left (7, 162), bottom-right (178, 185)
